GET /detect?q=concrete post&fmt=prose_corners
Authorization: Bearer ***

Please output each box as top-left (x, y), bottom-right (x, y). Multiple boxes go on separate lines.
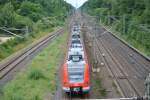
top-left (146, 73), bottom-right (150, 100)
top-left (25, 26), bottom-right (29, 37)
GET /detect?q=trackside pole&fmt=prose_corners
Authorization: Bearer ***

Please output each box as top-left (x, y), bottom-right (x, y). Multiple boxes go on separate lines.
top-left (146, 73), bottom-right (150, 100)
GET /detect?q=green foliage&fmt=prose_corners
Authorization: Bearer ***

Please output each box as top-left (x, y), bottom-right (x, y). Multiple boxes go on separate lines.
top-left (33, 17), bottom-right (64, 33)
top-left (91, 76), bottom-right (107, 97)
top-left (28, 68), bottom-right (45, 80)
top-left (141, 9), bottom-right (150, 24)
top-left (14, 14), bottom-right (33, 29)
top-left (0, 0), bottom-right (73, 28)
top-left (18, 1), bottom-right (43, 22)
top-left (0, 3), bottom-right (15, 27)
top-left (0, 0), bottom-right (73, 60)
top-left (81, 0), bottom-right (150, 56)
top-left (3, 32), bottom-right (68, 100)
top-left (0, 37), bottom-right (26, 60)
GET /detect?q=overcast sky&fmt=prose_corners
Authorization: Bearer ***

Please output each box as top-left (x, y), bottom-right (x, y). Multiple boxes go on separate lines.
top-left (65, 0), bottom-right (88, 8)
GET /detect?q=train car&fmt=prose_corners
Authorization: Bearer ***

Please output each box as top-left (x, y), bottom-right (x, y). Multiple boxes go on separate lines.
top-left (62, 51), bottom-right (90, 93)
top-left (62, 24), bottom-right (90, 94)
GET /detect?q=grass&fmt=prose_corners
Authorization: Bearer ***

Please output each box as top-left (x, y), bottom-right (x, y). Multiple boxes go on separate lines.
top-left (28, 68), bottom-right (45, 80)
top-left (0, 28), bottom-right (54, 61)
top-left (1, 31), bottom-right (68, 100)
top-left (92, 74), bottom-right (107, 97)
top-left (124, 36), bottom-right (150, 57)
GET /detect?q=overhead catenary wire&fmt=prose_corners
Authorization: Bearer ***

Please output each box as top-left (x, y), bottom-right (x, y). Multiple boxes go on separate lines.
top-left (0, 27), bottom-right (23, 38)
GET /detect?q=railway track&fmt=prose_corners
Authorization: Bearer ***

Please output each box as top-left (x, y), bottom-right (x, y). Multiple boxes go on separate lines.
top-left (83, 12), bottom-right (150, 97)
top-left (84, 20), bottom-right (146, 97)
top-left (104, 33), bottom-right (150, 73)
top-left (101, 33), bottom-right (149, 80)
top-left (95, 38), bottom-right (126, 97)
top-left (85, 28), bottom-right (141, 97)
top-left (0, 29), bottom-right (64, 79)
top-left (97, 38), bottom-right (141, 97)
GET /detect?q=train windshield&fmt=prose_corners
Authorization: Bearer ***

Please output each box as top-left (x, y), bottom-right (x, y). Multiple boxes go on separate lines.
top-left (69, 55), bottom-right (83, 62)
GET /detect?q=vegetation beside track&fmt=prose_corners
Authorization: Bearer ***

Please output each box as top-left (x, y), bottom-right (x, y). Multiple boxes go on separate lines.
top-left (81, 0), bottom-right (150, 57)
top-left (92, 74), bottom-right (107, 97)
top-left (0, 0), bottom-right (73, 61)
top-left (0, 28), bottom-right (54, 61)
top-left (2, 32), bottom-right (68, 100)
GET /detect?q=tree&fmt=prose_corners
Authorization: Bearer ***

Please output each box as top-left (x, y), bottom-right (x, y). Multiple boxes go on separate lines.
top-left (0, 3), bottom-right (15, 27)
top-left (81, 0), bottom-right (150, 56)
top-left (18, 1), bottom-right (43, 22)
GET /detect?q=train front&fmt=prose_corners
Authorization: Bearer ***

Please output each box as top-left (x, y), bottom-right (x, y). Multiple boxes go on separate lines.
top-left (62, 51), bottom-right (90, 93)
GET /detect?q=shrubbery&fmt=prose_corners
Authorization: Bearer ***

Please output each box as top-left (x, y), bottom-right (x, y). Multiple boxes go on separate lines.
top-left (14, 14), bottom-right (33, 30)
top-left (0, 0), bottom-right (72, 60)
top-left (18, 1), bottom-right (43, 22)
top-left (0, 37), bottom-right (26, 60)
top-left (28, 68), bottom-right (45, 80)
top-left (81, 0), bottom-right (150, 56)
top-left (0, 0), bottom-right (72, 28)
top-left (0, 3), bottom-right (15, 27)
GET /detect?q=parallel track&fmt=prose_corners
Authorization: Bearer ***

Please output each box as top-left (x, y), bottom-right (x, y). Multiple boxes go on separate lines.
top-left (84, 21), bottom-right (144, 97)
top-left (96, 37), bottom-right (141, 97)
top-left (0, 29), bottom-right (63, 79)
top-left (94, 37), bottom-right (124, 97)
top-left (101, 33), bottom-right (149, 79)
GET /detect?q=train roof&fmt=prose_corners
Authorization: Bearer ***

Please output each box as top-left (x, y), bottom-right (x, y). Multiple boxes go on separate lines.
top-left (70, 43), bottom-right (83, 48)
top-left (68, 48), bottom-right (84, 55)
top-left (72, 34), bottom-right (80, 38)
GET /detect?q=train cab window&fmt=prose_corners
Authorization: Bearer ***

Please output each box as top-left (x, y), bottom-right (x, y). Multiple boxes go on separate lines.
top-left (68, 55), bottom-right (83, 62)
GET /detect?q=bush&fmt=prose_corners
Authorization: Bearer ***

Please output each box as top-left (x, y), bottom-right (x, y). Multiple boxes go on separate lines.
top-left (0, 3), bottom-right (15, 27)
top-left (18, 1), bottom-right (43, 22)
top-left (0, 37), bottom-right (26, 60)
top-left (14, 14), bottom-right (33, 30)
top-left (28, 69), bottom-right (45, 80)
top-left (33, 17), bottom-right (60, 32)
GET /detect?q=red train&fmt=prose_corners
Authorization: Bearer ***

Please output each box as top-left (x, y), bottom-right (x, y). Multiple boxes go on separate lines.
top-left (62, 23), bottom-right (90, 94)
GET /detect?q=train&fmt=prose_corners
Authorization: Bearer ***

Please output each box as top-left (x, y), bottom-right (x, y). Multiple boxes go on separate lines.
top-left (62, 23), bottom-right (90, 94)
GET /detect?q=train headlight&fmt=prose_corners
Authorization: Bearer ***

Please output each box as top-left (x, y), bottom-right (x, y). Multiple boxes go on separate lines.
top-left (63, 87), bottom-right (70, 91)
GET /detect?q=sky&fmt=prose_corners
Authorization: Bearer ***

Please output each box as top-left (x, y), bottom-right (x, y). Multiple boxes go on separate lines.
top-left (65, 0), bottom-right (88, 8)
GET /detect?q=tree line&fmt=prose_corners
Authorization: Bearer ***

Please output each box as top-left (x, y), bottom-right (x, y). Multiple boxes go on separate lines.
top-left (81, 0), bottom-right (150, 56)
top-left (0, 0), bottom-right (73, 60)
top-left (0, 0), bottom-right (73, 32)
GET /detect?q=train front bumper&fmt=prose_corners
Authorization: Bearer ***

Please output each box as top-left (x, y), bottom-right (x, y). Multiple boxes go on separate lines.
top-left (62, 86), bottom-right (90, 93)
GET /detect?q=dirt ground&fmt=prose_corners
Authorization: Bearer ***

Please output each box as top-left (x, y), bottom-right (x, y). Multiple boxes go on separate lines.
top-left (0, 37), bottom-right (14, 44)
